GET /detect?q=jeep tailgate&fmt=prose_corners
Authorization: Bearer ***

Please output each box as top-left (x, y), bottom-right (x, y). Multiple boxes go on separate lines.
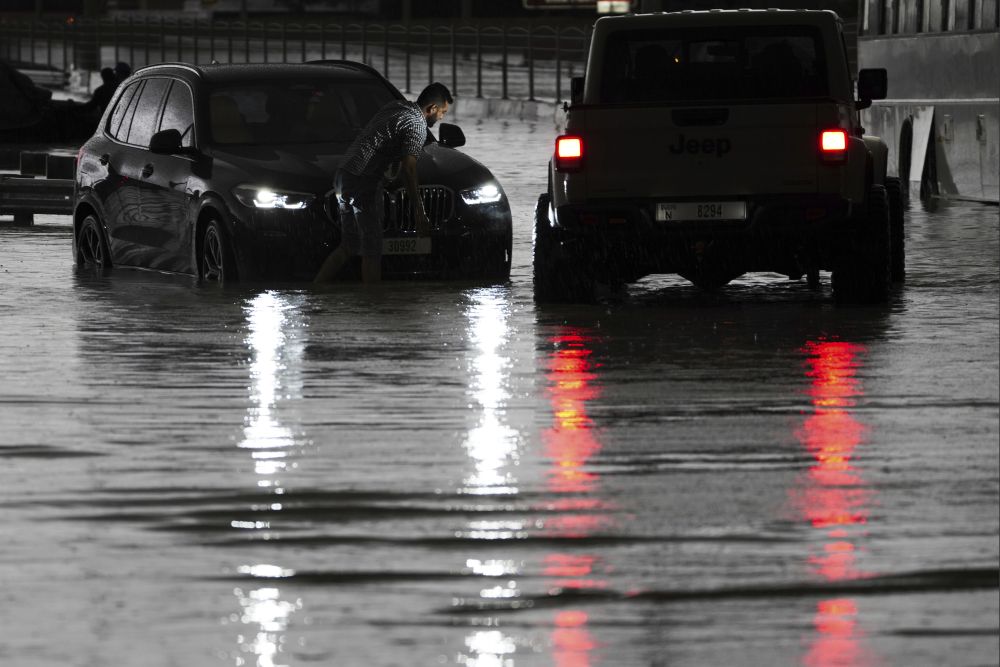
top-left (576, 104), bottom-right (824, 198)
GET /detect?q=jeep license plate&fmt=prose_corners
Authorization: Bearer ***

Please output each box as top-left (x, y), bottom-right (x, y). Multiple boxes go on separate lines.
top-left (383, 237), bottom-right (432, 255)
top-left (656, 202), bottom-right (747, 222)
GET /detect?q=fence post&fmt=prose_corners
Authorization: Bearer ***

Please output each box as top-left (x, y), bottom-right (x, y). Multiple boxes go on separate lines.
top-left (301, 22), bottom-right (307, 62)
top-left (281, 21), bottom-right (287, 63)
top-left (502, 26), bottom-right (508, 100)
top-left (176, 19), bottom-right (182, 62)
top-left (194, 19), bottom-right (200, 64)
top-left (227, 21), bottom-right (233, 64)
top-left (46, 21), bottom-right (52, 67)
top-left (362, 21), bottom-right (368, 65)
top-left (555, 27), bottom-right (562, 103)
top-left (450, 23), bottom-right (456, 97)
top-left (476, 25), bottom-right (482, 98)
top-left (383, 23), bottom-right (389, 77)
top-left (528, 27), bottom-right (535, 101)
top-left (113, 16), bottom-right (119, 64)
top-left (63, 21), bottom-right (69, 71)
top-left (427, 25), bottom-right (433, 85)
top-left (263, 22), bottom-right (269, 63)
top-left (209, 19), bottom-right (215, 63)
top-left (28, 18), bottom-right (35, 65)
top-left (404, 24), bottom-right (411, 93)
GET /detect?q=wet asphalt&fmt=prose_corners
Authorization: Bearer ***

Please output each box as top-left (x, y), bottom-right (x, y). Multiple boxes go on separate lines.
top-left (0, 119), bottom-right (997, 666)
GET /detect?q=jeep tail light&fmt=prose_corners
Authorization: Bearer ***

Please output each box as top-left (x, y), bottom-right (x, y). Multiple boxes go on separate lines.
top-left (820, 130), bottom-right (848, 162)
top-left (555, 135), bottom-right (584, 171)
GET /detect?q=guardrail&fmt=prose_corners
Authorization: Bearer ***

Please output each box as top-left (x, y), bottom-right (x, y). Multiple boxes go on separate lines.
top-left (0, 18), bottom-right (593, 103)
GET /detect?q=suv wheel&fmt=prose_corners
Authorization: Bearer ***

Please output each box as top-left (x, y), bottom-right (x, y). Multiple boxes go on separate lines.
top-left (201, 219), bottom-right (237, 283)
top-left (532, 193), bottom-right (595, 303)
top-left (76, 214), bottom-right (112, 272)
top-left (480, 229), bottom-right (513, 283)
top-left (832, 185), bottom-right (892, 304)
top-left (885, 176), bottom-right (906, 283)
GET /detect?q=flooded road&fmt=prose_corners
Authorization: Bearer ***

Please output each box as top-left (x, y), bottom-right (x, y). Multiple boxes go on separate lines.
top-left (1, 120), bottom-right (997, 666)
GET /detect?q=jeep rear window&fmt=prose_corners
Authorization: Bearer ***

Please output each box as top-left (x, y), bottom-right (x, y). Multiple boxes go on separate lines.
top-left (599, 26), bottom-right (827, 103)
top-left (208, 78), bottom-right (397, 146)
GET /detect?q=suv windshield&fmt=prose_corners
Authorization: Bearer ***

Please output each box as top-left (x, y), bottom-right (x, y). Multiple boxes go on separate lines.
top-left (208, 78), bottom-right (397, 145)
top-left (600, 26), bottom-right (827, 104)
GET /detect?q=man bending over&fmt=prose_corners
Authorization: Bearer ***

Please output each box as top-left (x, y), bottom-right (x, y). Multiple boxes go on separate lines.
top-left (314, 82), bottom-right (453, 284)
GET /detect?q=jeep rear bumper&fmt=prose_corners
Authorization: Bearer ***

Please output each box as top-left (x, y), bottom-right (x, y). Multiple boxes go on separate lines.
top-left (551, 194), bottom-right (859, 280)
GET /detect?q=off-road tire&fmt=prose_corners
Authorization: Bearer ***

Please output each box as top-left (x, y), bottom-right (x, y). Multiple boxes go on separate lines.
top-left (532, 193), bottom-right (595, 303)
top-left (832, 185), bottom-right (891, 304)
top-left (76, 214), bottom-right (112, 272)
top-left (885, 176), bottom-right (906, 283)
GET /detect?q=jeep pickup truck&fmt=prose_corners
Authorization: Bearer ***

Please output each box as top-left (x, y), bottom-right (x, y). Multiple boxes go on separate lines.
top-left (534, 9), bottom-right (905, 303)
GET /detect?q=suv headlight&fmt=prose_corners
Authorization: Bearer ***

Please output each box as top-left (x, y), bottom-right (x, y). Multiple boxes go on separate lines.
top-left (233, 185), bottom-right (315, 210)
top-left (459, 183), bottom-right (502, 205)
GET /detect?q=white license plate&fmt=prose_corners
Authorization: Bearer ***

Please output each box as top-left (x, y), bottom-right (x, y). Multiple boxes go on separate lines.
top-left (656, 201), bottom-right (747, 222)
top-left (383, 237), bottom-right (432, 255)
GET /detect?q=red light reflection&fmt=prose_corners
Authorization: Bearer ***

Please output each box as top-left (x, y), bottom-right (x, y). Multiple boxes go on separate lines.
top-left (795, 341), bottom-right (876, 667)
top-left (544, 329), bottom-right (608, 667)
top-left (544, 333), bottom-right (602, 495)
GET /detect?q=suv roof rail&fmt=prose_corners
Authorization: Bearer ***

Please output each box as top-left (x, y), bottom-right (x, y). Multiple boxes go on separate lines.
top-left (134, 62), bottom-right (203, 77)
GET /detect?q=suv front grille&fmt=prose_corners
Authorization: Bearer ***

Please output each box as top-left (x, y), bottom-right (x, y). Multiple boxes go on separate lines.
top-left (383, 186), bottom-right (454, 232)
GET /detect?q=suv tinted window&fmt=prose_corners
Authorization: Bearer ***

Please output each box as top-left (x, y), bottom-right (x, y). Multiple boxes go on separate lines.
top-left (208, 78), bottom-right (397, 145)
top-left (126, 77), bottom-right (170, 147)
top-left (160, 80), bottom-right (195, 147)
top-left (108, 81), bottom-right (141, 140)
top-left (600, 26), bottom-right (827, 103)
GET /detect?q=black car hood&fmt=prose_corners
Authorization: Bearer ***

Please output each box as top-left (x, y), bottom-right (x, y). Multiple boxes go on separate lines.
top-left (209, 144), bottom-right (346, 194)
top-left (209, 140), bottom-right (498, 196)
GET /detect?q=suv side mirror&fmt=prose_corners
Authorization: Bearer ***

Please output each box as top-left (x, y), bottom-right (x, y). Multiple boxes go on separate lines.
top-left (438, 122), bottom-right (466, 148)
top-left (149, 128), bottom-right (184, 154)
top-left (856, 68), bottom-right (887, 110)
top-left (570, 76), bottom-right (585, 105)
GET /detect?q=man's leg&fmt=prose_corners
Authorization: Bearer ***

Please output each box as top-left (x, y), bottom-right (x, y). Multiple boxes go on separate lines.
top-left (314, 192), bottom-right (359, 284)
top-left (313, 244), bottom-right (349, 284)
top-left (357, 181), bottom-right (384, 284)
top-left (360, 255), bottom-right (382, 283)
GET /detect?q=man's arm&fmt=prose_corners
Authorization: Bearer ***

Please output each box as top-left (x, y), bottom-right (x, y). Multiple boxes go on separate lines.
top-left (401, 154), bottom-right (430, 236)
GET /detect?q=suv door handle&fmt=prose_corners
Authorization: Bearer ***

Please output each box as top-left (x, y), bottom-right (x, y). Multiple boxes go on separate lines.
top-left (99, 154), bottom-right (110, 166)
top-left (141, 163), bottom-right (154, 178)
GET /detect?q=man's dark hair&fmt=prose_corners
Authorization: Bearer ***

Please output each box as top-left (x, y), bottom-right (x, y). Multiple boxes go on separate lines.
top-left (416, 82), bottom-right (454, 109)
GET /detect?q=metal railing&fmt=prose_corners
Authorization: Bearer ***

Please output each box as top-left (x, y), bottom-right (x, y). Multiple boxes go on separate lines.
top-left (0, 18), bottom-right (593, 103)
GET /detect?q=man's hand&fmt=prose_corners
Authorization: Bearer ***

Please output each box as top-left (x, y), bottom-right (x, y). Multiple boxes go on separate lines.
top-left (401, 154), bottom-right (430, 237)
top-left (414, 208), bottom-right (431, 237)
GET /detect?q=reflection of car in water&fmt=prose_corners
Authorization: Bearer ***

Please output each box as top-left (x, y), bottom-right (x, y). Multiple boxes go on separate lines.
top-left (73, 61), bottom-right (513, 282)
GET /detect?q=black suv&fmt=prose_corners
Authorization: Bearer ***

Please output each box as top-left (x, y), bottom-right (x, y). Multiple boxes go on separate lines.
top-left (73, 61), bottom-right (512, 282)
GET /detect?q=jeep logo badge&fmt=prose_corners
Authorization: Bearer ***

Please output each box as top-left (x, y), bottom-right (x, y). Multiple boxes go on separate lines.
top-left (669, 134), bottom-right (732, 158)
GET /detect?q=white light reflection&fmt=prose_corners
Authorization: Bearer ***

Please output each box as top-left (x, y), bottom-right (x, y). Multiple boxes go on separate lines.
top-left (461, 289), bottom-right (520, 495)
top-left (458, 630), bottom-right (518, 667)
top-left (230, 291), bottom-right (306, 667)
top-left (232, 586), bottom-right (302, 667)
top-left (241, 292), bottom-right (297, 470)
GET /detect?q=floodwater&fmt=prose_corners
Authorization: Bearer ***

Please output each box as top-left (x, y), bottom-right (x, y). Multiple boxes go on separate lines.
top-left (1, 120), bottom-right (997, 667)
